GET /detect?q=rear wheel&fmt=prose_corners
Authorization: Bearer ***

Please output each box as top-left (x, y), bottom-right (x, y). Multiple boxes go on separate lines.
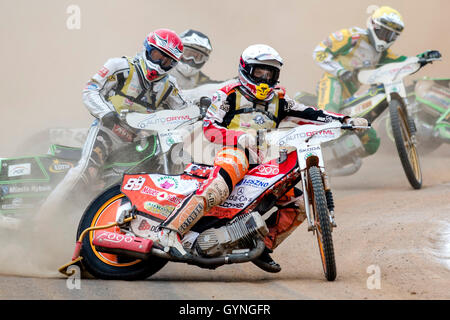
top-left (77, 185), bottom-right (167, 280)
top-left (389, 99), bottom-right (422, 189)
top-left (308, 166), bottom-right (336, 281)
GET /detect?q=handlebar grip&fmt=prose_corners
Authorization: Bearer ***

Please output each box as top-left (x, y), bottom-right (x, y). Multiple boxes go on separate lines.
top-left (341, 123), bottom-right (371, 130)
top-left (341, 124), bottom-right (353, 130)
top-left (418, 58), bottom-right (429, 67)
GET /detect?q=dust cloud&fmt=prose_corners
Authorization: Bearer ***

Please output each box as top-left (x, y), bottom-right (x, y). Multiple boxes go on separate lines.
top-left (0, 0), bottom-right (448, 277)
top-left (0, 204), bottom-right (83, 278)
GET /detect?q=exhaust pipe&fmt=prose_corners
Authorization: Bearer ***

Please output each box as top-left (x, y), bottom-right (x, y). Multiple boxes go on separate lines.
top-left (93, 231), bottom-right (154, 260)
top-left (151, 239), bottom-right (266, 269)
top-left (93, 231), bottom-right (265, 269)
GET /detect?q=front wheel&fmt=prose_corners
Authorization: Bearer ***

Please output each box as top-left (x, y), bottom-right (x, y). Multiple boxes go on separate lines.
top-left (77, 185), bottom-right (168, 280)
top-left (389, 99), bottom-right (422, 189)
top-left (308, 166), bottom-right (336, 281)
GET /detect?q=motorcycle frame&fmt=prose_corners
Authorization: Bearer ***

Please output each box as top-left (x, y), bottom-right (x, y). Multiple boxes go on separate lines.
top-left (412, 78), bottom-right (450, 140)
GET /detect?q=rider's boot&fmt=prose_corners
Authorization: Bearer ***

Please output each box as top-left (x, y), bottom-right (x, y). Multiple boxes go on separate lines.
top-left (358, 127), bottom-right (380, 156)
top-left (252, 247), bottom-right (281, 273)
top-left (157, 166), bottom-right (232, 259)
top-left (158, 147), bottom-right (249, 259)
top-left (253, 187), bottom-right (306, 273)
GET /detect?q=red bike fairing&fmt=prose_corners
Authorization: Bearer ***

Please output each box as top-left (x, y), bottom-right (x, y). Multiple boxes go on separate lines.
top-left (121, 151), bottom-right (298, 222)
top-left (121, 172), bottom-right (204, 221)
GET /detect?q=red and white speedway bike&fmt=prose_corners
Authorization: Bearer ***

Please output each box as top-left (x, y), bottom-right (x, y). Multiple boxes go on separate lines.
top-left (60, 118), bottom-right (369, 282)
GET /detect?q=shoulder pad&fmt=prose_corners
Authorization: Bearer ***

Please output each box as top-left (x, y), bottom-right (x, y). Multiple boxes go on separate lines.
top-left (104, 57), bottom-right (130, 72)
top-left (93, 57), bottom-right (129, 81)
top-left (219, 81), bottom-right (241, 95)
top-left (331, 29), bottom-right (352, 42)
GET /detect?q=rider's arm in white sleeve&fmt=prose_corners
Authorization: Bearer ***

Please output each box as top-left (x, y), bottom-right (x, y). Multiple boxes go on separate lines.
top-left (312, 28), bottom-right (364, 77)
top-left (82, 57), bottom-right (130, 119)
top-left (161, 75), bottom-right (188, 110)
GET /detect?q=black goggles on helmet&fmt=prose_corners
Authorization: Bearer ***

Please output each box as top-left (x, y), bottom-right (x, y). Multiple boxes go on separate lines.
top-left (145, 44), bottom-right (178, 71)
top-left (374, 26), bottom-right (399, 43)
top-left (373, 19), bottom-right (402, 43)
top-left (248, 65), bottom-right (279, 87)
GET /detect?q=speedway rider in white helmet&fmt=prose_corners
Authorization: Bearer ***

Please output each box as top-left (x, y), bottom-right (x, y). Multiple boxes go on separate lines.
top-left (39, 29), bottom-right (188, 214)
top-left (170, 29), bottom-right (225, 90)
top-left (157, 44), bottom-right (368, 273)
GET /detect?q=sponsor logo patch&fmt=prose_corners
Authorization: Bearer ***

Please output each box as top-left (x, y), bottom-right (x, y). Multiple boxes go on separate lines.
top-left (140, 186), bottom-right (183, 205)
top-left (143, 201), bottom-right (175, 217)
top-left (156, 176), bottom-right (179, 190)
top-left (8, 163), bottom-right (31, 177)
top-left (49, 159), bottom-right (73, 173)
top-left (236, 178), bottom-right (269, 189)
top-left (112, 124), bottom-right (134, 142)
top-left (255, 164), bottom-right (280, 176)
top-left (97, 66), bottom-right (109, 78)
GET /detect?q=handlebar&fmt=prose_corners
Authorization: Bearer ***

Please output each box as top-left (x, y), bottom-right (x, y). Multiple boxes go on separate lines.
top-left (304, 123), bottom-right (371, 143)
top-left (418, 57), bottom-right (442, 67)
top-left (340, 124), bottom-right (372, 131)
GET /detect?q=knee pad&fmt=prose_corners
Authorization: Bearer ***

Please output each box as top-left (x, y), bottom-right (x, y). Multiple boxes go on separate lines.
top-left (213, 147), bottom-right (249, 186)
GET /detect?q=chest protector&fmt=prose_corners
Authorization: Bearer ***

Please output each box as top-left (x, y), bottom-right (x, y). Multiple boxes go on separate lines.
top-left (108, 58), bottom-right (174, 113)
top-left (225, 89), bottom-right (282, 132)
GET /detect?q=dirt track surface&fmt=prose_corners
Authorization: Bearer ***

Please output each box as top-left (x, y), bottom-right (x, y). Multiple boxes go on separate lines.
top-left (0, 143), bottom-right (449, 300)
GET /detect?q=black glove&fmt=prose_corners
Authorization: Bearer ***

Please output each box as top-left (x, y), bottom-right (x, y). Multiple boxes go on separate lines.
top-left (101, 111), bottom-right (121, 130)
top-left (101, 111), bottom-right (139, 142)
top-left (199, 96), bottom-right (211, 118)
top-left (418, 50), bottom-right (442, 60)
top-left (199, 96), bottom-right (211, 109)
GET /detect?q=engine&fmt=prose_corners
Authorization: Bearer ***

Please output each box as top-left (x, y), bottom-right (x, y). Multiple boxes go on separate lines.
top-left (195, 211), bottom-right (269, 257)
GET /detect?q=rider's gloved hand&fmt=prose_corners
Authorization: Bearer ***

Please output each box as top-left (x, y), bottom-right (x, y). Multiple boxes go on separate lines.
top-left (101, 111), bottom-right (139, 141)
top-left (417, 50), bottom-right (441, 60)
top-left (347, 117), bottom-right (369, 133)
top-left (101, 111), bottom-right (121, 130)
top-left (338, 70), bottom-right (355, 82)
top-left (199, 96), bottom-right (211, 118)
top-left (237, 132), bottom-right (262, 164)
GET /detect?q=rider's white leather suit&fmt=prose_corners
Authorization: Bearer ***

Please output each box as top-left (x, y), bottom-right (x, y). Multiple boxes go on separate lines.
top-left (41, 54), bottom-right (187, 209)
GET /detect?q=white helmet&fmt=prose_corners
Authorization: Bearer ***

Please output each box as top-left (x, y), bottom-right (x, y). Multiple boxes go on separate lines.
top-left (367, 6), bottom-right (404, 52)
top-left (238, 44), bottom-right (283, 101)
top-left (176, 29), bottom-right (212, 77)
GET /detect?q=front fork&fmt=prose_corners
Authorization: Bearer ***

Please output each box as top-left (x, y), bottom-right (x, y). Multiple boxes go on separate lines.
top-left (402, 97), bottom-right (419, 144)
top-left (300, 168), bottom-right (337, 232)
top-left (323, 172), bottom-right (337, 228)
top-left (300, 170), bottom-right (314, 231)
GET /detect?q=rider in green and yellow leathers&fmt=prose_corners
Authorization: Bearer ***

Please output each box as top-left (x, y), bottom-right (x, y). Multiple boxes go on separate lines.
top-left (313, 6), bottom-right (407, 155)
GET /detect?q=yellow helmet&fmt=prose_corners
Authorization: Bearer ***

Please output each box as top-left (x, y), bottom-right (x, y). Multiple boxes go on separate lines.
top-left (367, 6), bottom-right (404, 52)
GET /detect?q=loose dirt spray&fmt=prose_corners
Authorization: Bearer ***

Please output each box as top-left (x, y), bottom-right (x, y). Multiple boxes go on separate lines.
top-left (0, 202), bottom-right (87, 278)
top-left (426, 219), bottom-right (450, 270)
